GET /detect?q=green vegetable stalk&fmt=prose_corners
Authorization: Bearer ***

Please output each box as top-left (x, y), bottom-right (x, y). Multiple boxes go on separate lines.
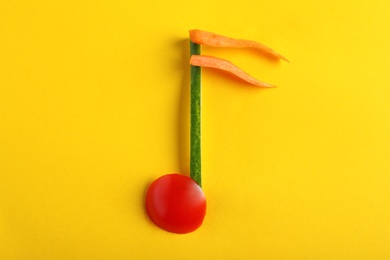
top-left (190, 41), bottom-right (202, 187)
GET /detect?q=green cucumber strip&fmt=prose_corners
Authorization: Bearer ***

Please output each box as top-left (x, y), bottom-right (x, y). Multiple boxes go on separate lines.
top-left (190, 41), bottom-right (202, 187)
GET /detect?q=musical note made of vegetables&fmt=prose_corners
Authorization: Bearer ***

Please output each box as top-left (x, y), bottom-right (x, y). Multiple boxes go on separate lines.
top-left (145, 29), bottom-right (288, 234)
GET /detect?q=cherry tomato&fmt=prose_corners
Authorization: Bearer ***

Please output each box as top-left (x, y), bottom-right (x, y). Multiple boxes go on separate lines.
top-left (145, 174), bottom-right (206, 234)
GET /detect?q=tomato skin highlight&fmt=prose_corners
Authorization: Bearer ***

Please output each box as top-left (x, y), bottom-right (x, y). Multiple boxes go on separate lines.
top-left (145, 174), bottom-right (206, 234)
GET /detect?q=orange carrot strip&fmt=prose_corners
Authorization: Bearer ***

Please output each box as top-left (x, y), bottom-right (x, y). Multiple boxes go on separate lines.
top-left (189, 29), bottom-right (289, 62)
top-left (190, 55), bottom-right (276, 88)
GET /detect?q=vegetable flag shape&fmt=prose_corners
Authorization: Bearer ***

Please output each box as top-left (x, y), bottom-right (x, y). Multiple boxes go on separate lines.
top-left (145, 29), bottom-right (287, 234)
top-left (189, 29), bottom-right (289, 62)
top-left (189, 29), bottom-right (288, 88)
top-left (190, 55), bottom-right (276, 88)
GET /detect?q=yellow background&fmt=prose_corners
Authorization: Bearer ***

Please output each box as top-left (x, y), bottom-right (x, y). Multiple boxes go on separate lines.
top-left (1, 0), bottom-right (390, 259)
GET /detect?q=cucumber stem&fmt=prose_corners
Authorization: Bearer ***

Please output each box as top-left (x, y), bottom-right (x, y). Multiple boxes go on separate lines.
top-left (190, 41), bottom-right (202, 187)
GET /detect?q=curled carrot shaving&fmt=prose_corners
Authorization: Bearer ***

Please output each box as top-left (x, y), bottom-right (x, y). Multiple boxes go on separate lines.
top-left (190, 55), bottom-right (276, 88)
top-left (189, 29), bottom-right (289, 62)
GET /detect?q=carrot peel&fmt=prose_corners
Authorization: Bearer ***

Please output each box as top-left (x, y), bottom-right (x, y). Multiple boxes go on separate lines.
top-left (190, 55), bottom-right (276, 88)
top-left (189, 29), bottom-right (289, 62)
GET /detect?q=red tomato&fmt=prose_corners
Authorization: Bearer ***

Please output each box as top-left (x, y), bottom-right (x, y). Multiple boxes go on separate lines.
top-left (145, 174), bottom-right (206, 234)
